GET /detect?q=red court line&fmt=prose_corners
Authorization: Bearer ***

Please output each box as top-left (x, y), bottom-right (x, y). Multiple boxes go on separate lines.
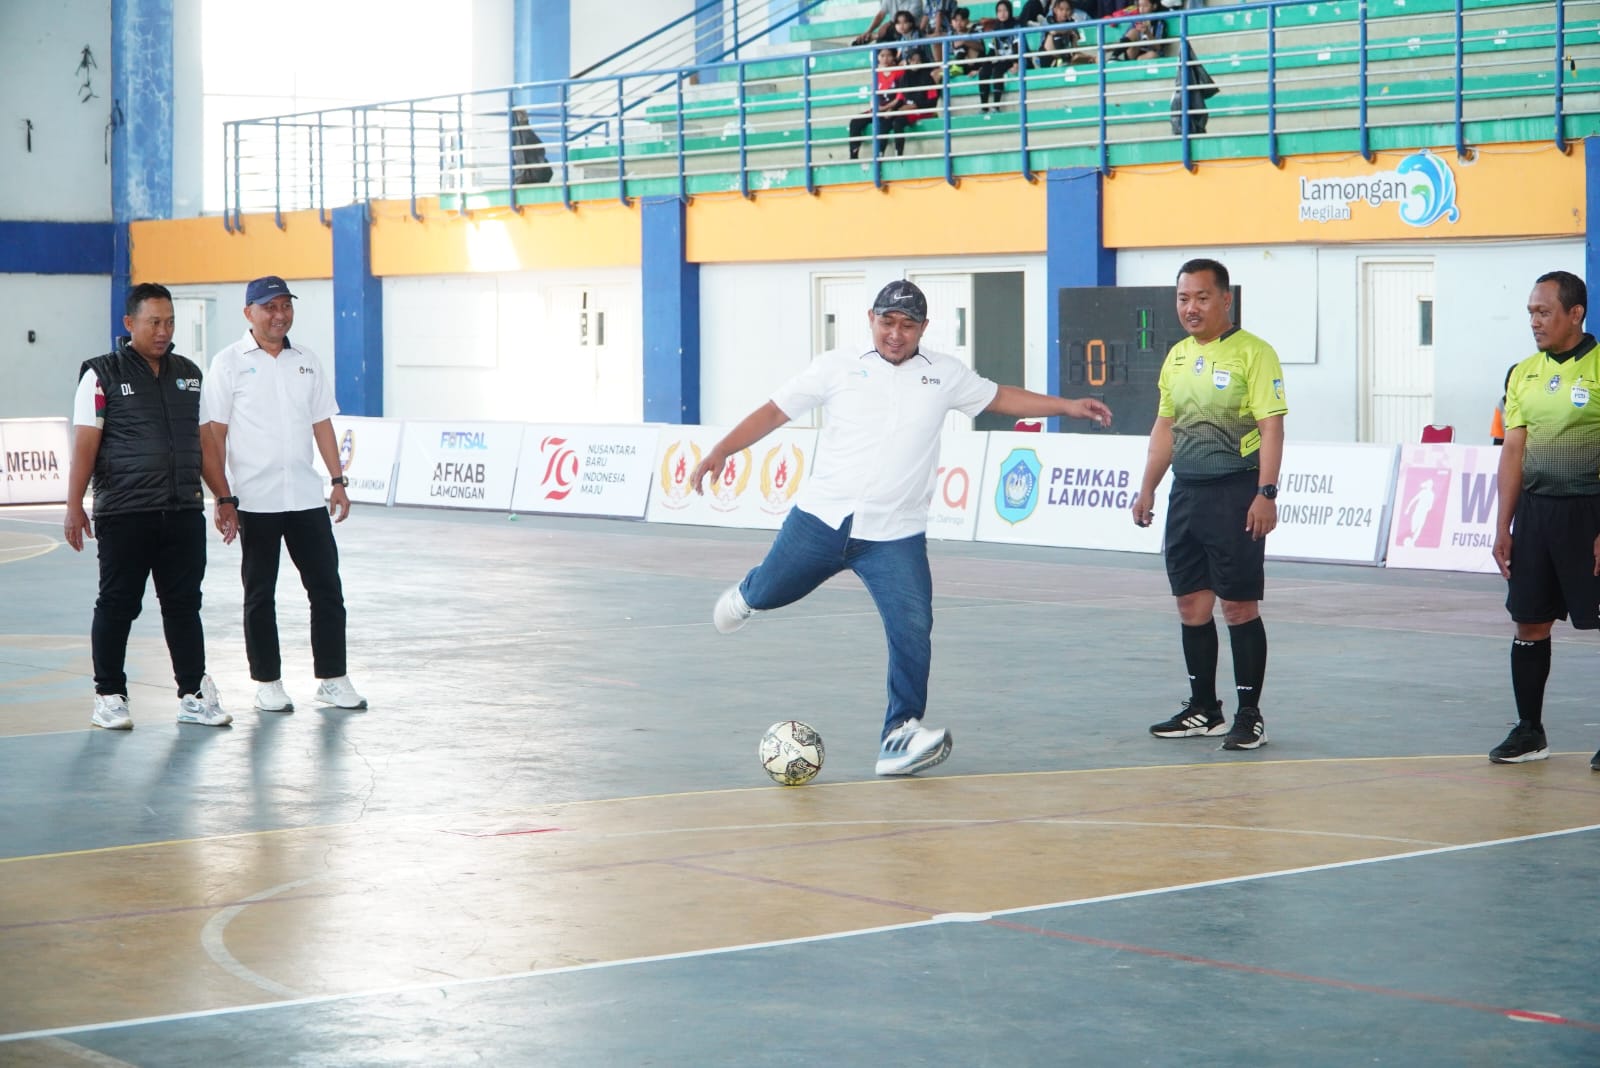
top-left (987, 918), bottom-right (1600, 1034)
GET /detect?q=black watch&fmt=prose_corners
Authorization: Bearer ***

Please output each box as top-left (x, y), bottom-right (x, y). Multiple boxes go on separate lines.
top-left (217, 495), bottom-right (239, 507)
top-left (1257, 484), bottom-right (1278, 500)
top-left (331, 476), bottom-right (350, 487)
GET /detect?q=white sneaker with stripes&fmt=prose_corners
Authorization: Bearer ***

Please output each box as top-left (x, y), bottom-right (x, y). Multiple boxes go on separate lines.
top-left (875, 718), bottom-right (953, 776)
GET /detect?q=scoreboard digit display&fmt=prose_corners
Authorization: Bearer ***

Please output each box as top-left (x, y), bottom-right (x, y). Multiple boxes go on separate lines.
top-left (1058, 285), bottom-right (1242, 434)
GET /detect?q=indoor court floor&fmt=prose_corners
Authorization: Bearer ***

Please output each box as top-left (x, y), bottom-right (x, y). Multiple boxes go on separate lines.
top-left (0, 502), bottom-right (1596, 1066)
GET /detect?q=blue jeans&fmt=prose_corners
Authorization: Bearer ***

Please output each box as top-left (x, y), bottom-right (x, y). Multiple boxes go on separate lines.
top-left (739, 508), bottom-right (933, 739)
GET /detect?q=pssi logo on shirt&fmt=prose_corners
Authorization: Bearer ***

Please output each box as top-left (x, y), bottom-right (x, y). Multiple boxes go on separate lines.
top-left (175, 378), bottom-right (201, 391)
top-left (1212, 369), bottom-right (1231, 390)
top-left (299, 366), bottom-right (315, 375)
top-left (920, 375), bottom-right (941, 386)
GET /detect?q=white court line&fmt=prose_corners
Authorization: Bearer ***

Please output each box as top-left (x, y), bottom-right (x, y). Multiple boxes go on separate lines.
top-left (3, 820), bottom-right (1595, 1045)
top-left (198, 878), bottom-right (317, 998)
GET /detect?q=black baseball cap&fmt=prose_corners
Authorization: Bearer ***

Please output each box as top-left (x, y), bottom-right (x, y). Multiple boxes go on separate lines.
top-left (245, 276), bottom-right (296, 305)
top-left (872, 280), bottom-right (928, 323)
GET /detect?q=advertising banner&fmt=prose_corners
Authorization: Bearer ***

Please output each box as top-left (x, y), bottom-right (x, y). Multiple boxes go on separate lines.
top-left (973, 432), bottom-right (1170, 553)
top-left (327, 416), bottom-right (403, 506)
top-left (511, 425), bottom-right (660, 518)
top-left (1267, 443), bottom-right (1398, 565)
top-left (926, 432), bottom-right (990, 542)
top-left (1384, 443), bottom-right (1501, 574)
top-left (394, 421), bottom-right (525, 511)
top-left (646, 425), bottom-right (817, 529)
top-left (0, 418), bottom-right (71, 505)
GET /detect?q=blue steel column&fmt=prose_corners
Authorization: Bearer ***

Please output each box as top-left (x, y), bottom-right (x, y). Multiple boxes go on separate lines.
top-left (1587, 137), bottom-right (1600, 327)
top-left (110, 0), bottom-right (174, 341)
top-left (516, 0), bottom-right (572, 174)
top-left (1045, 168), bottom-right (1115, 426)
top-left (332, 204), bottom-right (383, 417)
top-left (641, 196), bottom-right (700, 424)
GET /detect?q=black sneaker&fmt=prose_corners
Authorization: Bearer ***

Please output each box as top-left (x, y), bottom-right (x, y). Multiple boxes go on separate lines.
top-left (1589, 747), bottom-right (1599, 771)
top-left (1221, 707), bottom-right (1267, 750)
top-left (1489, 721), bottom-right (1548, 764)
top-left (1149, 700), bottom-right (1226, 738)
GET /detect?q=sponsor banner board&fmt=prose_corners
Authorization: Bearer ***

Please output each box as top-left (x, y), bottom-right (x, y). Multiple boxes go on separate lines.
top-left (1, 418), bottom-right (70, 505)
top-left (974, 432), bottom-right (1169, 552)
top-left (1267, 443), bottom-right (1398, 565)
top-left (926, 432), bottom-right (989, 542)
top-left (511, 425), bottom-right (659, 518)
top-left (646, 425), bottom-right (817, 529)
top-left (327, 417), bottom-right (403, 506)
top-left (394, 421), bottom-right (525, 511)
top-left (1385, 443), bottom-right (1501, 574)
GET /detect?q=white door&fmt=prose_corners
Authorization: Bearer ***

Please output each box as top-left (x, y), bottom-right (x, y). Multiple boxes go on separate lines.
top-left (544, 285), bottom-right (641, 424)
top-left (173, 297), bottom-right (210, 367)
top-left (1360, 260), bottom-right (1436, 444)
top-left (907, 271), bottom-right (974, 432)
top-left (814, 273), bottom-right (867, 356)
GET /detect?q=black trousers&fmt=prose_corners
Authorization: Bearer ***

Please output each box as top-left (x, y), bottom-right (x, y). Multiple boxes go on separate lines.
top-left (848, 112), bottom-right (912, 158)
top-left (239, 507), bottom-right (347, 681)
top-left (91, 509), bottom-right (207, 697)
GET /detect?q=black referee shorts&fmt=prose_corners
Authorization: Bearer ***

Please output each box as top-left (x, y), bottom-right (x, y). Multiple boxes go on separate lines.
top-left (1506, 491), bottom-right (1600, 629)
top-left (1164, 470), bottom-right (1265, 601)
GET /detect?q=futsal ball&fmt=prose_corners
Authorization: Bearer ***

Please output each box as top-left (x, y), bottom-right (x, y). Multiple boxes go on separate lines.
top-left (759, 720), bottom-right (824, 786)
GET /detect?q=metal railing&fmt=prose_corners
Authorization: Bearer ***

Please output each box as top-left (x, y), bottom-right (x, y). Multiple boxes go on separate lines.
top-left (221, 0), bottom-right (1600, 229)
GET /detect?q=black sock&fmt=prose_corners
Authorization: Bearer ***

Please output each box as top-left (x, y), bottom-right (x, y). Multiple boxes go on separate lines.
top-left (1181, 621), bottom-right (1219, 708)
top-left (1228, 617), bottom-right (1268, 710)
top-left (1511, 637), bottom-right (1551, 727)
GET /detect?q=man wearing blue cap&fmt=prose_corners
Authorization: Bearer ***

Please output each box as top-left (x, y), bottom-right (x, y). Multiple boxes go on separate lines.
top-left (694, 280), bottom-right (1112, 776)
top-left (202, 276), bottom-right (367, 714)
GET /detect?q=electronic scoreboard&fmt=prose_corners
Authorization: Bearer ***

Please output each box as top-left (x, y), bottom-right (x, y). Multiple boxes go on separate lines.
top-left (1058, 285), bottom-right (1243, 434)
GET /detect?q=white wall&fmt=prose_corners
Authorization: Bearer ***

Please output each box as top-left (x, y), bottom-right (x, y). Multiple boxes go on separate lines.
top-left (0, 276), bottom-right (114, 418)
top-left (167, 278), bottom-right (336, 373)
top-left (571, 0), bottom-right (697, 75)
top-left (1119, 241), bottom-right (1584, 445)
top-left (381, 268), bottom-right (642, 422)
top-left (697, 254), bottom-right (1049, 426)
top-left (0, 0), bottom-right (112, 221)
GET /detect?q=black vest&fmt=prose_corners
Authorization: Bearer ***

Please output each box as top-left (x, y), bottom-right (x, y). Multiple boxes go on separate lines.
top-left (80, 340), bottom-right (206, 515)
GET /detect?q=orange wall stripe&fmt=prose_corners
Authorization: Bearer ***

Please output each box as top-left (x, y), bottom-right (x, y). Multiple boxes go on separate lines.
top-left (129, 210), bottom-right (332, 284)
top-left (1104, 144), bottom-right (1581, 247)
top-left (369, 197), bottom-right (641, 275)
top-left (687, 175), bottom-right (1048, 262)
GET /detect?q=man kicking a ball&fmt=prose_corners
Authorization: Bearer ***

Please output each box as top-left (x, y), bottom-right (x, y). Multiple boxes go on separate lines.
top-left (694, 281), bottom-right (1112, 776)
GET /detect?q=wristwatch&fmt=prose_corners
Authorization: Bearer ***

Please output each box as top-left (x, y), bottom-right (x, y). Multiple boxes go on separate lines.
top-left (1257, 484), bottom-right (1278, 500)
top-left (331, 476), bottom-right (350, 487)
top-left (217, 495), bottom-right (239, 507)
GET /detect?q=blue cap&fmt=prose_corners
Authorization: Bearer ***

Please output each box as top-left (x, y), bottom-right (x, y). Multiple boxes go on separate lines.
top-left (245, 276), bottom-right (296, 305)
top-left (872, 280), bottom-right (928, 323)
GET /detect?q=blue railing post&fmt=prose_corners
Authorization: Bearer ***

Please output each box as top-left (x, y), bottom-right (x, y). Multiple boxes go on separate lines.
top-left (738, 60), bottom-right (752, 198)
top-left (1096, 33), bottom-right (1108, 176)
top-left (1453, 0), bottom-right (1467, 159)
top-left (870, 49), bottom-right (883, 191)
top-left (224, 122), bottom-right (236, 233)
top-left (1358, 0), bottom-right (1372, 162)
top-left (941, 44), bottom-right (955, 188)
top-left (616, 77), bottom-right (629, 205)
top-left (802, 58), bottom-right (816, 195)
top-left (413, 101), bottom-right (424, 220)
top-left (273, 117), bottom-right (284, 230)
top-left (1554, 0), bottom-right (1568, 152)
top-left (317, 114), bottom-right (329, 226)
top-left (1017, 22), bottom-right (1034, 182)
top-left (560, 87), bottom-right (573, 211)
top-left (1179, 24), bottom-right (1193, 173)
top-left (1267, 4), bottom-right (1280, 168)
top-left (676, 74), bottom-right (688, 202)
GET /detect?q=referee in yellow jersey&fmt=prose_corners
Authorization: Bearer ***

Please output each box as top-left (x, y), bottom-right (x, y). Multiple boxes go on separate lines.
top-left (1132, 258), bottom-right (1288, 751)
top-left (1490, 270), bottom-right (1600, 770)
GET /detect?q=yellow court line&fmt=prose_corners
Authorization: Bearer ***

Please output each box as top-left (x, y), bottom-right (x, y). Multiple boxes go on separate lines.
top-left (0, 751), bottom-right (1567, 866)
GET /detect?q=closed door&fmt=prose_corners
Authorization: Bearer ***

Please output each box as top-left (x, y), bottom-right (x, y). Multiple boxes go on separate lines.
top-left (906, 271), bottom-right (974, 433)
top-left (1360, 260), bottom-right (1436, 444)
top-left (173, 298), bottom-right (210, 367)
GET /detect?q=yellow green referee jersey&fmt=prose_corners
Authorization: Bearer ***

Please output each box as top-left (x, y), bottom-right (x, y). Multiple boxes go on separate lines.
top-left (1503, 334), bottom-right (1600, 497)
top-left (1158, 327), bottom-right (1289, 481)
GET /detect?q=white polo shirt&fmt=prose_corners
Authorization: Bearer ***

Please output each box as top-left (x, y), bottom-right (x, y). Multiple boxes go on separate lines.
top-left (772, 346), bottom-right (998, 540)
top-left (202, 330), bottom-right (339, 513)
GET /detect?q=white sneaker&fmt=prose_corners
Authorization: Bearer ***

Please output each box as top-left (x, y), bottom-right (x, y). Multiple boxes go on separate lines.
top-left (875, 718), bottom-right (953, 776)
top-left (177, 675), bottom-right (232, 726)
top-left (254, 680), bottom-right (294, 713)
top-left (315, 676), bottom-right (367, 710)
top-left (91, 693), bottom-right (133, 730)
top-left (712, 584), bottom-right (757, 634)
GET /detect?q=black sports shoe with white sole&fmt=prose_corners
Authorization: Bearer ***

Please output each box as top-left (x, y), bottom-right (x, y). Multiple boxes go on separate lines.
top-left (1489, 721), bottom-right (1548, 764)
top-left (1149, 700), bottom-right (1226, 738)
top-left (1221, 707), bottom-right (1267, 750)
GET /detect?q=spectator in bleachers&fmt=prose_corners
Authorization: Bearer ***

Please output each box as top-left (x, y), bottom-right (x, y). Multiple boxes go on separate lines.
top-left (977, 0), bottom-right (1025, 112)
top-left (939, 6), bottom-right (989, 83)
top-left (1113, 0), bottom-right (1168, 61)
top-left (926, 0), bottom-right (959, 61)
top-left (848, 46), bottom-right (937, 159)
top-left (853, 0), bottom-right (928, 46)
top-left (1035, 0), bottom-right (1093, 67)
top-left (886, 8), bottom-right (927, 53)
top-left (1021, 0), bottom-right (1109, 22)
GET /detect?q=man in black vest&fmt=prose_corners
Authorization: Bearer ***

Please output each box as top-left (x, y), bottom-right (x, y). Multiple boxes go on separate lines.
top-left (64, 283), bottom-right (235, 730)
